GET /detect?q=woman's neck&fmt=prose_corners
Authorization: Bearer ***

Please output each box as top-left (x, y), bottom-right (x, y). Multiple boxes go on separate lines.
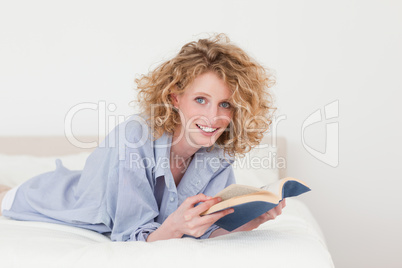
top-left (170, 128), bottom-right (199, 168)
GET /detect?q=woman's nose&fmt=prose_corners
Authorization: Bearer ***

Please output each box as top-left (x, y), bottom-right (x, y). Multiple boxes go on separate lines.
top-left (206, 105), bottom-right (219, 124)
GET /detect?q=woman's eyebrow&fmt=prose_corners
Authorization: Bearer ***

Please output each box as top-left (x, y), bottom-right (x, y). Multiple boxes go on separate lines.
top-left (193, 91), bottom-right (212, 97)
top-left (193, 92), bottom-right (230, 101)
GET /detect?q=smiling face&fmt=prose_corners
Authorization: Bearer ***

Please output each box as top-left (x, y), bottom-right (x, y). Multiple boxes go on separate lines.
top-left (171, 71), bottom-right (233, 149)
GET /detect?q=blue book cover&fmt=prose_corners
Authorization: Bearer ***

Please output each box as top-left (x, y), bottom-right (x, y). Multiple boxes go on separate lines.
top-left (201, 177), bottom-right (311, 231)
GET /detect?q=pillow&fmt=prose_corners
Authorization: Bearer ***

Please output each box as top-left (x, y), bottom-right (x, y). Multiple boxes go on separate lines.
top-left (232, 144), bottom-right (280, 187)
top-left (0, 153), bottom-right (91, 187)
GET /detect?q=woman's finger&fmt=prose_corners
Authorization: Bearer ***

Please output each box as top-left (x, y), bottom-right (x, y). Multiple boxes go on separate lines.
top-left (182, 197), bottom-right (221, 221)
top-left (275, 205), bottom-right (282, 216)
top-left (199, 208), bottom-right (234, 225)
top-left (267, 207), bottom-right (278, 219)
top-left (182, 193), bottom-right (213, 209)
top-left (192, 197), bottom-right (222, 216)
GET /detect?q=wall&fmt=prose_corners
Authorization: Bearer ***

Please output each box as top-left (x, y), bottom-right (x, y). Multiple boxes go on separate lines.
top-left (274, 2), bottom-right (402, 267)
top-left (1, 1), bottom-right (401, 267)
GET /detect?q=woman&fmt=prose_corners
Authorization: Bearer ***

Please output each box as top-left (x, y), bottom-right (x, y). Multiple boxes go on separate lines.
top-left (0, 33), bottom-right (285, 242)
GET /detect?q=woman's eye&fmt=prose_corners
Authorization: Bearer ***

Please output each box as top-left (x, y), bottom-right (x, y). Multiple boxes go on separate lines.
top-left (220, 102), bottom-right (231, 109)
top-left (196, 97), bottom-right (205, 104)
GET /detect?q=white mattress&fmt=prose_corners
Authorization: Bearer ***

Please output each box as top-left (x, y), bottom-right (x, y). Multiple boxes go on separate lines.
top-left (0, 199), bottom-right (333, 268)
top-left (0, 152), bottom-right (334, 268)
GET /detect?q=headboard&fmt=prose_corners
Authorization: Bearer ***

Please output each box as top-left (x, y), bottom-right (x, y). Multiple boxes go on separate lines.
top-left (0, 136), bottom-right (99, 156)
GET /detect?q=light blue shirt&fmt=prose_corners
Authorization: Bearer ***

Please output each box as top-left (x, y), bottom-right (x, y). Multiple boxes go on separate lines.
top-left (3, 114), bottom-right (236, 241)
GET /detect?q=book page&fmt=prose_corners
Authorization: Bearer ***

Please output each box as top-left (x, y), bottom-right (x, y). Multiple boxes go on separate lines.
top-left (216, 186), bottom-right (261, 201)
top-left (260, 179), bottom-right (283, 197)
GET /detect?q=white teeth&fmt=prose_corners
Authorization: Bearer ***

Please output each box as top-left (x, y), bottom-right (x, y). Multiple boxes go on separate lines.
top-left (197, 124), bottom-right (217, 133)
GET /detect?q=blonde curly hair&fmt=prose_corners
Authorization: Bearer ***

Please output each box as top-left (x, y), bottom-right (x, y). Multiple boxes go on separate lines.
top-left (134, 33), bottom-right (276, 158)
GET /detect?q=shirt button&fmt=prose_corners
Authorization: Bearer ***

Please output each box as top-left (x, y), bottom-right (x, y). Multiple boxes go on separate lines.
top-left (170, 197), bottom-right (175, 202)
top-left (195, 180), bottom-right (200, 185)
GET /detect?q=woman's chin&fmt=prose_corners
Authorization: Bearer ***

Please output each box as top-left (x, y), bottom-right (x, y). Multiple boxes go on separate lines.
top-left (193, 135), bottom-right (218, 148)
top-left (186, 129), bottom-right (223, 148)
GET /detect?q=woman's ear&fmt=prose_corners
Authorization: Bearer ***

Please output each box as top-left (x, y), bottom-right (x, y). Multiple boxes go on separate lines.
top-left (170, 93), bottom-right (179, 108)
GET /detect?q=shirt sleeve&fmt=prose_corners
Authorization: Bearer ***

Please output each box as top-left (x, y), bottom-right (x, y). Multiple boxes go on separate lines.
top-left (131, 222), bottom-right (161, 241)
top-left (106, 162), bottom-right (160, 241)
top-left (104, 117), bottom-right (162, 242)
top-left (198, 223), bottom-right (221, 239)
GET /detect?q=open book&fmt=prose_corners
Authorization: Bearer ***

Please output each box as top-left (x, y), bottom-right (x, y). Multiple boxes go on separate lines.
top-left (201, 177), bottom-right (311, 231)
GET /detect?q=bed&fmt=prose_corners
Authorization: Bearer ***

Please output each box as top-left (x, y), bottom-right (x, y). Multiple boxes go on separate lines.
top-left (0, 136), bottom-right (334, 268)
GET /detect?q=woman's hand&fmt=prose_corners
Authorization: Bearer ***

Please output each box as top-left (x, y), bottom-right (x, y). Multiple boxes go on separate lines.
top-left (147, 193), bottom-right (234, 242)
top-left (209, 198), bottom-right (287, 238)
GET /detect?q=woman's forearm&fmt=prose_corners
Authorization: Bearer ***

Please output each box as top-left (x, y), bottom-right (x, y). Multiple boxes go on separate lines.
top-left (146, 222), bottom-right (183, 242)
top-left (209, 227), bottom-right (232, 238)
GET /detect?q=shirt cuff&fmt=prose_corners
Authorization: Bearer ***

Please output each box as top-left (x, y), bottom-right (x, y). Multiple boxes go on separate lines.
top-left (199, 223), bottom-right (221, 239)
top-left (182, 223), bottom-right (220, 240)
top-left (130, 222), bottom-right (161, 242)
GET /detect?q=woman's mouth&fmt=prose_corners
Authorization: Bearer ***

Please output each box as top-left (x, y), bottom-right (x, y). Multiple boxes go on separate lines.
top-left (196, 124), bottom-right (219, 133)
